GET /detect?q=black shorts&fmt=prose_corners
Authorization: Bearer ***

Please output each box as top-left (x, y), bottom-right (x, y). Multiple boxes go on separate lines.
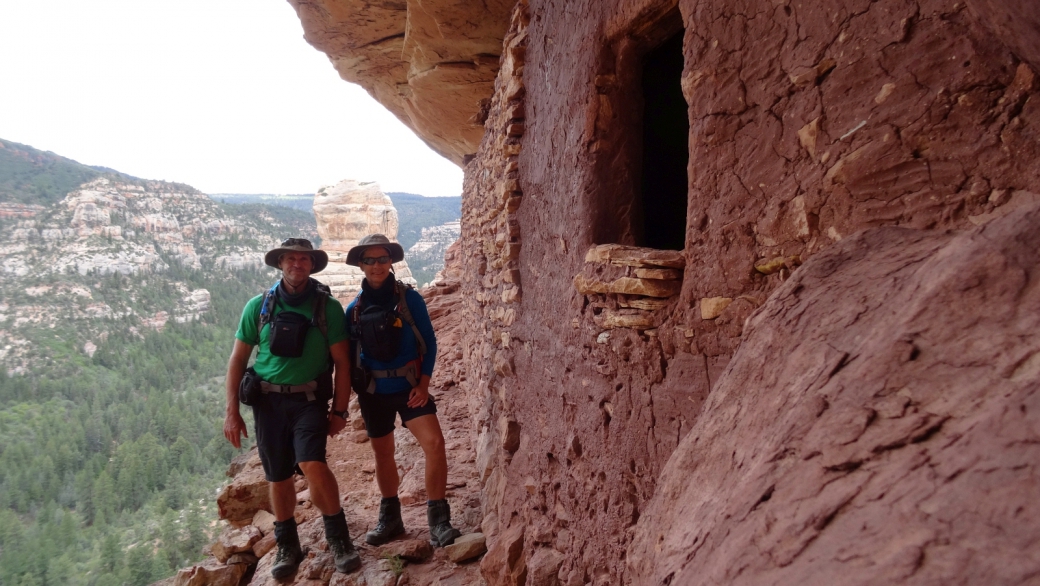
top-left (356, 390), bottom-right (438, 439)
top-left (253, 392), bottom-right (329, 482)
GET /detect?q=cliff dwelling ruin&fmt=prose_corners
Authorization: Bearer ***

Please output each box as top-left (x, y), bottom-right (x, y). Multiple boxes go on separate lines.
top-left (214, 0), bottom-right (1040, 584)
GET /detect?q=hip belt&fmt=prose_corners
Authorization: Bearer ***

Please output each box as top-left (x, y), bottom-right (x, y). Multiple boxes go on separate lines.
top-left (369, 359), bottom-right (420, 389)
top-left (260, 379), bottom-right (318, 401)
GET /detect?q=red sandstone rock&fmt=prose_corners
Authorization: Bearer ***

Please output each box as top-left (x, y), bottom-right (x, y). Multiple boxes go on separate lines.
top-left (217, 453), bottom-right (270, 523)
top-left (211, 524), bottom-right (263, 563)
top-left (265, 0), bottom-right (1040, 583)
top-left (172, 558), bottom-right (247, 586)
top-left (965, 0), bottom-right (1040, 73)
top-left (285, 0), bottom-right (513, 164)
top-left (444, 532), bottom-right (487, 563)
top-left (376, 538), bottom-right (433, 563)
top-left (630, 204), bottom-right (1040, 584)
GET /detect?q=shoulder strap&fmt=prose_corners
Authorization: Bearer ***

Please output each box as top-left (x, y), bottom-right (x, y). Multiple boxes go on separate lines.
top-left (256, 283), bottom-right (279, 334)
top-left (395, 282), bottom-right (427, 357)
top-left (310, 280), bottom-right (331, 341)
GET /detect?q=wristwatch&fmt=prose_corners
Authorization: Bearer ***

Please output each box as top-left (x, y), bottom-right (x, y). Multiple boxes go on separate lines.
top-left (331, 408), bottom-right (348, 419)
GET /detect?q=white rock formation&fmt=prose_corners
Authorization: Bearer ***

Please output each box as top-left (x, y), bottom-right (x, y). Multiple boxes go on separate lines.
top-left (312, 180), bottom-right (415, 304)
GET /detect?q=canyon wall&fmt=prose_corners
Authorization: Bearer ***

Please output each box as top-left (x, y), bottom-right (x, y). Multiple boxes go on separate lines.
top-left (290, 0), bottom-right (1040, 583)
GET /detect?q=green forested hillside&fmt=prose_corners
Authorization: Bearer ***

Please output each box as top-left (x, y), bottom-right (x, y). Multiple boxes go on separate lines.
top-left (0, 139), bottom-right (319, 586)
top-left (0, 141), bottom-right (458, 585)
top-left (0, 265), bottom-right (274, 586)
top-left (0, 139), bottom-right (104, 206)
top-left (210, 193), bottom-right (314, 214)
top-left (387, 192), bottom-right (460, 251)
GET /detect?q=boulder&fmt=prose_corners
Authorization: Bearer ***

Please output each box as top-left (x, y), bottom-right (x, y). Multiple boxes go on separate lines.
top-left (252, 509), bottom-right (276, 535)
top-left (172, 558), bottom-right (247, 586)
top-left (445, 532), bottom-right (487, 563)
top-left (377, 538), bottom-right (433, 563)
top-left (216, 454), bottom-right (270, 523)
top-left (211, 524), bottom-right (262, 563)
top-left (629, 204), bottom-right (1040, 584)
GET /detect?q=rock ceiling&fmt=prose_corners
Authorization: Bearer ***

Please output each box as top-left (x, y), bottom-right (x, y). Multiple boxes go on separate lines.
top-left (287, 0), bottom-right (515, 165)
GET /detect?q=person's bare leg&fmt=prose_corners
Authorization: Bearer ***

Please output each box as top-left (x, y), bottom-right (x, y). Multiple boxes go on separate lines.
top-left (298, 462), bottom-right (360, 573)
top-left (365, 431), bottom-right (406, 545)
top-left (298, 461), bottom-right (344, 516)
top-left (369, 432), bottom-right (400, 497)
top-left (405, 414), bottom-right (448, 500)
top-left (270, 478), bottom-right (297, 521)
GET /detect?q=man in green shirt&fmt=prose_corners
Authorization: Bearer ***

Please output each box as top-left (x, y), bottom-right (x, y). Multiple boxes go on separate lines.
top-left (223, 238), bottom-right (360, 577)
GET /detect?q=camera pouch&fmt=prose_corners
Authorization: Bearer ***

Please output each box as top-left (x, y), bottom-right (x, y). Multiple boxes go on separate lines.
top-left (357, 304), bottom-right (404, 362)
top-left (268, 310), bottom-right (311, 357)
top-left (238, 367), bottom-right (263, 406)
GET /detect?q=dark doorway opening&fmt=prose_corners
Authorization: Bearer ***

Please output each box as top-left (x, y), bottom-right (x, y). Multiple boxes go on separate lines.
top-left (639, 29), bottom-right (689, 251)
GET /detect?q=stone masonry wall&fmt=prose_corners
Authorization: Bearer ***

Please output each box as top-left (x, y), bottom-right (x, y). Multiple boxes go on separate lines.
top-left (457, 0), bottom-right (1040, 584)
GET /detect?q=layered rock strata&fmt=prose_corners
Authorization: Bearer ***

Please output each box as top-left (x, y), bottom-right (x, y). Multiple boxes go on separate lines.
top-left (286, 0), bottom-right (515, 164)
top-left (311, 179), bottom-right (415, 304)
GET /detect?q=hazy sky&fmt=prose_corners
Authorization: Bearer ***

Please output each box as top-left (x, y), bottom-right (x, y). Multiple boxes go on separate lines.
top-left (0, 0), bottom-right (463, 197)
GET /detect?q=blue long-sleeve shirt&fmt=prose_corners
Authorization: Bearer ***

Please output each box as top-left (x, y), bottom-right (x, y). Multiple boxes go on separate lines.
top-left (345, 287), bottom-right (437, 395)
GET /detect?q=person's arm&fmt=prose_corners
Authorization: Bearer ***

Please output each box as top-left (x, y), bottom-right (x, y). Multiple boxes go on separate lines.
top-left (406, 290), bottom-right (437, 408)
top-left (223, 339), bottom-right (254, 448)
top-left (407, 290), bottom-right (437, 377)
top-left (327, 339), bottom-right (351, 436)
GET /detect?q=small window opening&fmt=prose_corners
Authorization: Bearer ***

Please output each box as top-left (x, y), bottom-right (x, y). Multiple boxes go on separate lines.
top-left (639, 29), bottom-right (688, 251)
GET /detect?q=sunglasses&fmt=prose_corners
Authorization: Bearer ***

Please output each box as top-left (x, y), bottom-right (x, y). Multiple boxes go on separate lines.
top-left (360, 255), bottom-right (392, 266)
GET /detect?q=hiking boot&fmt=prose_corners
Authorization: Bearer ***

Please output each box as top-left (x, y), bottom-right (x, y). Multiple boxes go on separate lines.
top-left (271, 518), bottom-right (304, 579)
top-left (365, 496), bottom-right (405, 546)
top-left (427, 499), bottom-right (462, 547)
top-left (323, 509), bottom-right (361, 573)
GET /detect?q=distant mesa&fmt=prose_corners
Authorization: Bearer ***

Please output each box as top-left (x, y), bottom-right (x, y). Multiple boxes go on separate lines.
top-left (311, 179), bottom-right (416, 304)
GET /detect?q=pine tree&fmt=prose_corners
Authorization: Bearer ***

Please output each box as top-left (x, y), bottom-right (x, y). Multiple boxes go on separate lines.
top-left (92, 471), bottom-right (116, 526)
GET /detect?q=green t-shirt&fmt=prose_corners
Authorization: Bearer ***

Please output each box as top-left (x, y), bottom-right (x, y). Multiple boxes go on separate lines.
top-left (235, 290), bottom-right (348, 385)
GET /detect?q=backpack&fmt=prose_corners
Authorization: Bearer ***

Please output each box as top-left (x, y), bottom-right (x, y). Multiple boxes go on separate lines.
top-left (243, 279), bottom-right (334, 403)
top-left (257, 279), bottom-right (331, 343)
top-left (349, 281), bottom-right (427, 393)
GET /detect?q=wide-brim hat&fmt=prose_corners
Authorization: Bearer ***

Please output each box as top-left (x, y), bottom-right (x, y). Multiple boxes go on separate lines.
top-left (346, 234), bottom-right (405, 267)
top-left (264, 238), bottom-right (329, 274)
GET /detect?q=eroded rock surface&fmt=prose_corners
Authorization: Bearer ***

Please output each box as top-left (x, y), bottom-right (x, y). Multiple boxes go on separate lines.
top-left (286, 0), bottom-right (514, 164)
top-left (284, 0), bottom-right (1040, 583)
top-left (630, 204), bottom-right (1040, 585)
top-left (312, 179), bottom-right (415, 304)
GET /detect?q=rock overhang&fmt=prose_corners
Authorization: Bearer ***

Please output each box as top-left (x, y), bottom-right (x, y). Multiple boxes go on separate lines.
top-left (286, 0), bottom-right (515, 165)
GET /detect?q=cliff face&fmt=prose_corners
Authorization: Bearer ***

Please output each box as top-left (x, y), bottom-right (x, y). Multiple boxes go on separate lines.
top-left (288, 0), bottom-right (1040, 584)
top-left (0, 176), bottom-right (314, 374)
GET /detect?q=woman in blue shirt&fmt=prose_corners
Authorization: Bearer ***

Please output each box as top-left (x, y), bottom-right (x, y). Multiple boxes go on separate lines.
top-left (345, 234), bottom-right (462, 548)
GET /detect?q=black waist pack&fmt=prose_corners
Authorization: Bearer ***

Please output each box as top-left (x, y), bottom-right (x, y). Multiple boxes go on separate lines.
top-left (268, 311), bottom-right (311, 357)
top-left (357, 304), bottom-right (403, 362)
top-left (238, 367), bottom-right (263, 406)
